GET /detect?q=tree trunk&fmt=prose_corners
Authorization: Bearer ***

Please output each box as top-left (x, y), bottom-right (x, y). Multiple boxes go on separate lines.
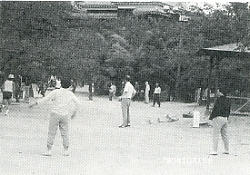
top-left (174, 62), bottom-right (181, 101)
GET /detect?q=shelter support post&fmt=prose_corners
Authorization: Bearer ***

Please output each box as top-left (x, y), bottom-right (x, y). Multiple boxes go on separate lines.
top-left (206, 56), bottom-right (213, 111)
top-left (214, 57), bottom-right (222, 98)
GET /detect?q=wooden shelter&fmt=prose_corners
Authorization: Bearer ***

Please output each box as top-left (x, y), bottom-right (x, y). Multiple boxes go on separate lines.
top-left (198, 43), bottom-right (250, 112)
top-left (199, 43), bottom-right (250, 59)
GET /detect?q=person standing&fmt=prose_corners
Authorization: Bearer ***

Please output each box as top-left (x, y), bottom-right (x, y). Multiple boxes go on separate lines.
top-left (145, 81), bottom-right (150, 104)
top-left (109, 82), bottom-right (116, 101)
top-left (29, 79), bottom-right (81, 156)
top-left (1, 74), bottom-right (15, 115)
top-left (55, 77), bottom-right (61, 89)
top-left (134, 81), bottom-right (140, 101)
top-left (14, 75), bottom-right (22, 102)
top-left (71, 79), bottom-right (77, 94)
top-left (38, 80), bottom-right (47, 97)
top-left (0, 74), bottom-right (4, 112)
top-left (209, 88), bottom-right (231, 155)
top-left (49, 75), bottom-right (56, 88)
top-left (152, 83), bottom-right (161, 107)
top-left (88, 82), bottom-right (94, 101)
top-left (29, 83), bottom-right (34, 98)
top-left (118, 75), bottom-right (136, 128)
top-left (120, 81), bottom-right (125, 95)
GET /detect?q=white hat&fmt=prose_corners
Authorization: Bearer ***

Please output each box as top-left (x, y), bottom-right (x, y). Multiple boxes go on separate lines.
top-left (8, 74), bottom-right (14, 79)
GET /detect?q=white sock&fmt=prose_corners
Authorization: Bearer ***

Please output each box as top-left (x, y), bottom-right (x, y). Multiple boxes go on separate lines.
top-left (5, 110), bottom-right (9, 115)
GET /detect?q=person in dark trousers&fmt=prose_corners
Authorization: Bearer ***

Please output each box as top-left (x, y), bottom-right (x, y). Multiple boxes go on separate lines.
top-left (152, 83), bottom-right (161, 107)
top-left (14, 75), bottom-right (22, 102)
top-left (134, 81), bottom-right (140, 101)
top-left (88, 82), bottom-right (94, 100)
top-left (209, 88), bottom-right (231, 155)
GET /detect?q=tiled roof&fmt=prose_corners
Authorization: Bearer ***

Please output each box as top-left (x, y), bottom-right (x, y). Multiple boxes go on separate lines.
top-left (133, 6), bottom-right (168, 16)
top-left (77, 1), bottom-right (117, 9)
top-left (112, 1), bottom-right (172, 8)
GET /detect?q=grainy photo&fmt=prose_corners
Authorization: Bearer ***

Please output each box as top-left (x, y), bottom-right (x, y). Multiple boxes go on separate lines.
top-left (1, 1), bottom-right (250, 174)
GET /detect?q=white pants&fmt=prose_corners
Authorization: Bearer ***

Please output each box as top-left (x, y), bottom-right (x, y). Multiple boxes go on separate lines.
top-left (212, 117), bottom-right (229, 152)
top-left (47, 112), bottom-right (69, 149)
top-left (145, 91), bottom-right (149, 103)
top-left (121, 98), bottom-right (131, 125)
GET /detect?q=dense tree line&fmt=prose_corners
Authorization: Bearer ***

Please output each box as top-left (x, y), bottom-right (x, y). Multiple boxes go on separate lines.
top-left (0, 2), bottom-right (249, 101)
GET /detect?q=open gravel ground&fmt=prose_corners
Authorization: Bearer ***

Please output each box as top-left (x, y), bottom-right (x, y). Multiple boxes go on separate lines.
top-left (1, 87), bottom-right (250, 175)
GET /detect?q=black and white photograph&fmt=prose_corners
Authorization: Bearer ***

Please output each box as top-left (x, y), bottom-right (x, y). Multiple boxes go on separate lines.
top-left (1, 1), bottom-right (250, 174)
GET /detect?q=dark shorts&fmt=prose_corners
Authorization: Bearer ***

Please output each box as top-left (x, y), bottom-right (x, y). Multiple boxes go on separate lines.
top-left (3, 92), bottom-right (12, 100)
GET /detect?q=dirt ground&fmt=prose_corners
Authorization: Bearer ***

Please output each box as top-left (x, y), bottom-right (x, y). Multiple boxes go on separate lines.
top-left (1, 87), bottom-right (250, 175)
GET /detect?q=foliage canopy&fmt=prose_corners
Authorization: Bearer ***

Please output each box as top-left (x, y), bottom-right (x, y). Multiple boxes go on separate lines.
top-left (1, 2), bottom-right (249, 100)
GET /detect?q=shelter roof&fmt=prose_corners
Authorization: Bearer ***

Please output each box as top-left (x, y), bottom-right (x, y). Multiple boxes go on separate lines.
top-left (198, 43), bottom-right (250, 58)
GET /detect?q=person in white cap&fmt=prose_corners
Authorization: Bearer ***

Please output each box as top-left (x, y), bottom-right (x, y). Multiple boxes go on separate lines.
top-left (1, 74), bottom-right (15, 115)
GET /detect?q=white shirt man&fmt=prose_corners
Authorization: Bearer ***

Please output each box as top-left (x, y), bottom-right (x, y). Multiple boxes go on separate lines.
top-left (154, 86), bottom-right (161, 94)
top-left (119, 75), bottom-right (136, 128)
top-left (121, 82), bottom-right (136, 99)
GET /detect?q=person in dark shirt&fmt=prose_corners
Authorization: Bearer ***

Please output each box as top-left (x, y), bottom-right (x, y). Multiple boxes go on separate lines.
top-left (209, 88), bottom-right (231, 155)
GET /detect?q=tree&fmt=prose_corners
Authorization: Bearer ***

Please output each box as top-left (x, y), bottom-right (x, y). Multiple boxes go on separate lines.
top-left (1, 1), bottom-right (249, 101)
top-left (0, 1), bottom-right (72, 80)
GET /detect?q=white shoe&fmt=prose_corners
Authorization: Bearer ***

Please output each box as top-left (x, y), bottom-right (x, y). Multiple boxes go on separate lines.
top-left (208, 151), bottom-right (217, 155)
top-left (64, 149), bottom-right (69, 156)
top-left (119, 124), bottom-right (128, 128)
top-left (5, 110), bottom-right (9, 115)
top-left (43, 150), bottom-right (52, 156)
